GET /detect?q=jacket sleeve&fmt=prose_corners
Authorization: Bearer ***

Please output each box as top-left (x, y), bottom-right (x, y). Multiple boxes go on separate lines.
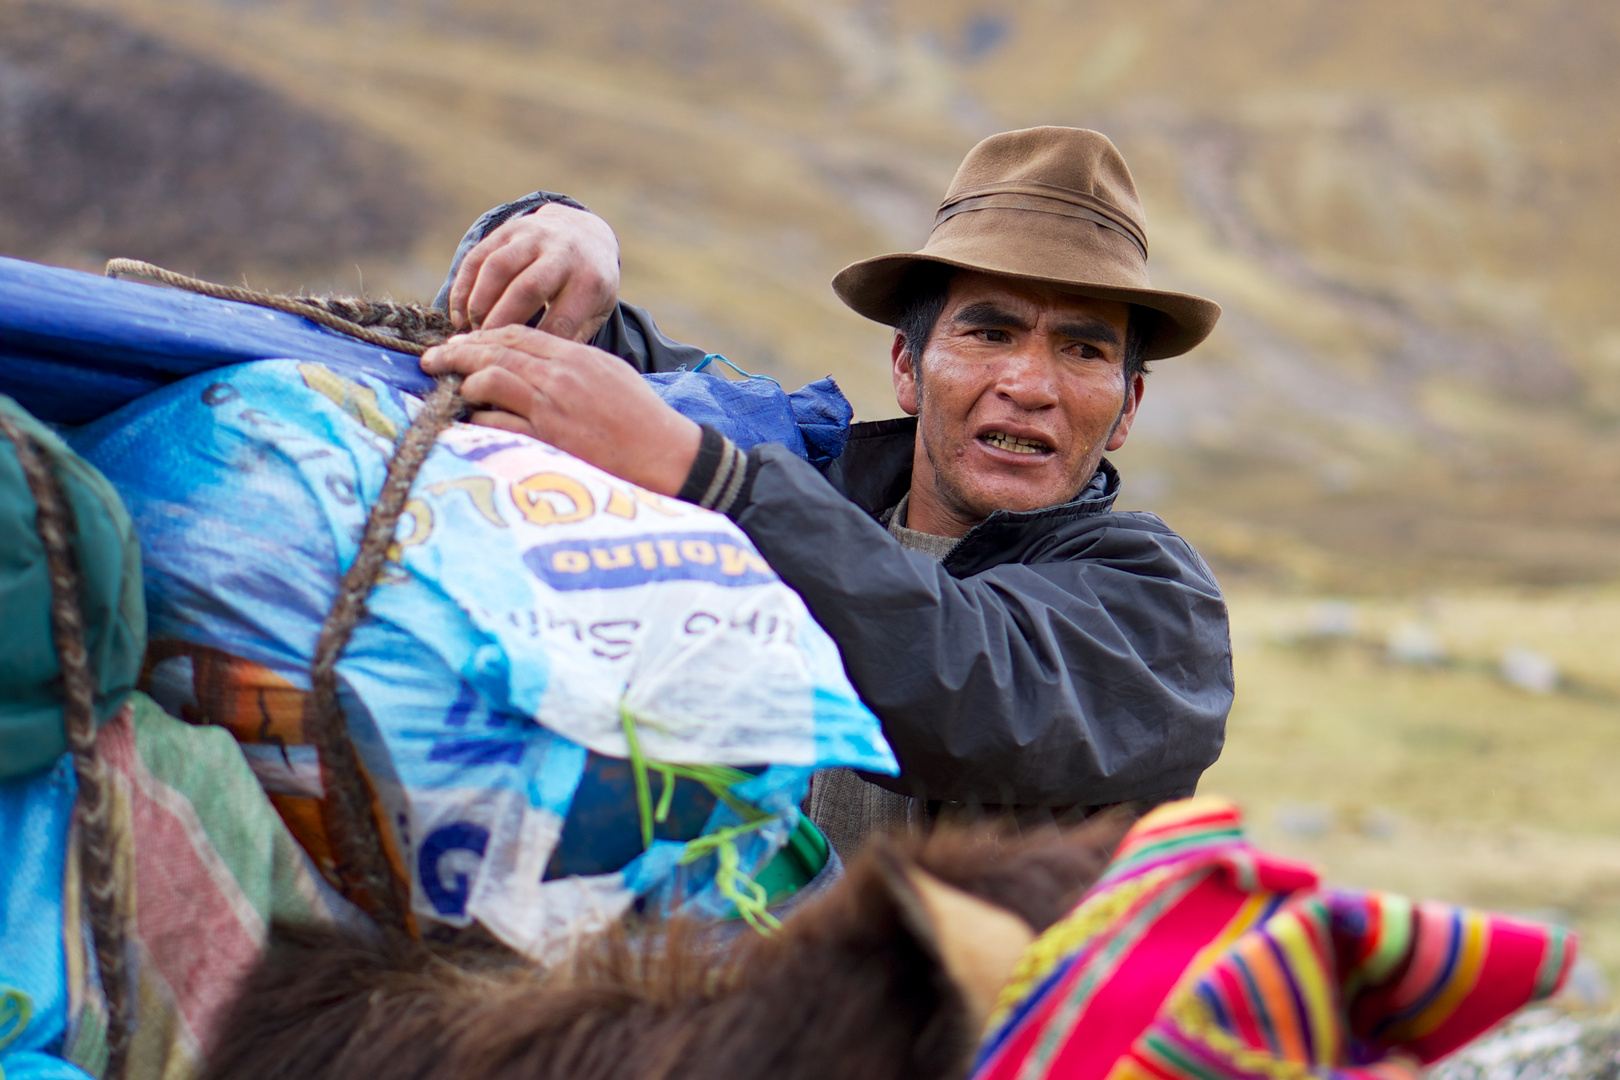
top-left (433, 192), bottom-right (708, 374)
top-left (730, 444), bottom-right (1233, 808)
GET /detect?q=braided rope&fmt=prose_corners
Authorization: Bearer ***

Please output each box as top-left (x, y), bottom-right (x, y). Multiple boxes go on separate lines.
top-left (99, 257), bottom-right (471, 936)
top-left (299, 373), bottom-right (465, 934)
top-left (301, 296), bottom-right (453, 346)
top-left (0, 416), bottom-right (131, 1080)
top-left (103, 259), bottom-right (440, 355)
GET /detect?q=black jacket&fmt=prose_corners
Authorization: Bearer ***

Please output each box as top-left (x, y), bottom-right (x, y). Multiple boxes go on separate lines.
top-left (740, 424), bottom-right (1230, 807)
top-left (439, 198), bottom-right (1234, 808)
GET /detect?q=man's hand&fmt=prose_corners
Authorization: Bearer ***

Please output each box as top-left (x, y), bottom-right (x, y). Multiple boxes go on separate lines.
top-left (422, 326), bottom-right (701, 497)
top-left (447, 203), bottom-right (620, 340)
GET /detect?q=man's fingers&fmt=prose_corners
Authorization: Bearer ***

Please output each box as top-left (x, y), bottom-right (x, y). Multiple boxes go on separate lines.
top-left (464, 238), bottom-right (547, 331)
top-left (448, 233), bottom-right (504, 330)
top-left (481, 254), bottom-right (571, 333)
top-left (458, 363), bottom-right (550, 422)
top-left (467, 409), bottom-right (538, 438)
top-left (449, 204), bottom-right (621, 333)
top-left (535, 274), bottom-right (610, 343)
top-left (424, 333), bottom-right (561, 398)
top-left (426, 336), bottom-right (547, 380)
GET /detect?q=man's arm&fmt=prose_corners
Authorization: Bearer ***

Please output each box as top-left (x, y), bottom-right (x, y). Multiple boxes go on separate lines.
top-left (729, 444), bottom-right (1232, 808)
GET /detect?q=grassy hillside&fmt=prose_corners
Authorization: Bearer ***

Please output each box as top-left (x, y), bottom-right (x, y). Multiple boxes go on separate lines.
top-left (1210, 587), bottom-right (1620, 987)
top-left (0, 2), bottom-right (434, 277)
top-left (15, 0), bottom-right (1619, 589)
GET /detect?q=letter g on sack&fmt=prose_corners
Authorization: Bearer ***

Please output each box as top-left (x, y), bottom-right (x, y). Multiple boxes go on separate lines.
top-left (511, 472), bottom-right (595, 526)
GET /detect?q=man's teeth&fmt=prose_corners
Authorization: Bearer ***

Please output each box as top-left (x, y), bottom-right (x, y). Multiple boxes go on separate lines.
top-left (983, 432), bottom-right (1050, 454)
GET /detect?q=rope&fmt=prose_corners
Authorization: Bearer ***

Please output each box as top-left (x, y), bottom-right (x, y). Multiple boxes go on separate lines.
top-left (691, 353), bottom-right (782, 388)
top-left (103, 259), bottom-right (446, 355)
top-left (301, 296), bottom-right (453, 346)
top-left (0, 417), bottom-right (131, 1080)
top-left (99, 258), bottom-right (468, 935)
top-left (95, 260), bottom-right (785, 940)
top-left (95, 263), bottom-right (781, 946)
top-left (299, 374), bottom-right (465, 935)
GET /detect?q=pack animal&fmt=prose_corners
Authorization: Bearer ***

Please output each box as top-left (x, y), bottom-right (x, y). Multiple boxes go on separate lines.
top-left (203, 819), bottom-right (1126, 1080)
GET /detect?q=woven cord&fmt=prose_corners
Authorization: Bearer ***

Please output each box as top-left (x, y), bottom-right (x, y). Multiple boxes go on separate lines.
top-left (103, 259), bottom-right (444, 355)
top-left (300, 374), bottom-right (465, 934)
top-left (0, 416), bottom-right (131, 1080)
top-left (102, 258), bottom-right (468, 937)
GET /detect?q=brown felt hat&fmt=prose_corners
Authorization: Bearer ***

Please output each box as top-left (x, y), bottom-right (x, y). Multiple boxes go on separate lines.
top-left (832, 127), bottom-right (1221, 360)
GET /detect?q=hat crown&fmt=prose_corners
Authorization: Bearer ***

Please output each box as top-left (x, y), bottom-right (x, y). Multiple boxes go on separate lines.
top-left (940, 127), bottom-right (1147, 254)
top-left (830, 126), bottom-right (1221, 360)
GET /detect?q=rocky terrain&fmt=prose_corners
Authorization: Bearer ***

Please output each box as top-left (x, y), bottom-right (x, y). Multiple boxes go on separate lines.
top-left (1433, 1009), bottom-right (1620, 1080)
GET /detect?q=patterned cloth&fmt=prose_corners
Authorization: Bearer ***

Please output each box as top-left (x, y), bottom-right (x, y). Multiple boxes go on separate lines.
top-left (57, 694), bottom-right (365, 1080)
top-left (973, 798), bottom-right (1574, 1080)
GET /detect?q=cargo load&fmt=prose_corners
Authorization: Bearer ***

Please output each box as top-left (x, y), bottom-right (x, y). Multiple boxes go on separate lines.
top-left (0, 255), bottom-right (893, 956)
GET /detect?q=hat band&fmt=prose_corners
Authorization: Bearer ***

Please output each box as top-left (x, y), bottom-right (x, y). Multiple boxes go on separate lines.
top-left (933, 192), bottom-right (1148, 262)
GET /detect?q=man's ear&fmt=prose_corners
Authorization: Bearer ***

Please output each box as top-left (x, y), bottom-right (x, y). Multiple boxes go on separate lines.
top-left (1105, 372), bottom-right (1145, 451)
top-left (873, 847), bottom-right (1035, 1034)
top-left (892, 333), bottom-right (920, 416)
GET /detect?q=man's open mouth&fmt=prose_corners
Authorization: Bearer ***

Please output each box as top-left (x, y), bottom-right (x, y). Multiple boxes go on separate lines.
top-left (981, 431), bottom-right (1052, 455)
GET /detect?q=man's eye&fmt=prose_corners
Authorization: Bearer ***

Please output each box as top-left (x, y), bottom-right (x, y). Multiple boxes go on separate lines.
top-left (976, 328), bottom-right (1012, 344)
top-left (1073, 343), bottom-right (1103, 360)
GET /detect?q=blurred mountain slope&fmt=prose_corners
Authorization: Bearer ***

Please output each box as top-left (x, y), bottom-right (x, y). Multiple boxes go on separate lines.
top-left (0, 1), bottom-right (435, 277)
top-left (14, 0), bottom-right (1620, 588)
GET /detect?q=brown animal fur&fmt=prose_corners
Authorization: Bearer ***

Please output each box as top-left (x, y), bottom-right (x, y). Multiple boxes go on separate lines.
top-left (203, 816), bottom-right (1127, 1080)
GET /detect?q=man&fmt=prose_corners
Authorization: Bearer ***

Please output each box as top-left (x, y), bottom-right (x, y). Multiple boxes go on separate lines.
top-left (422, 127), bottom-right (1233, 856)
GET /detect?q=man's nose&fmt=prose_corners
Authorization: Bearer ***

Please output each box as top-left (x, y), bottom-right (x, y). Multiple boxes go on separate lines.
top-left (992, 342), bottom-right (1061, 409)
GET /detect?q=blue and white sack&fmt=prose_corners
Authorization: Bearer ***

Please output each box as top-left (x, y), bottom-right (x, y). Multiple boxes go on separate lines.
top-left (69, 359), bottom-right (894, 957)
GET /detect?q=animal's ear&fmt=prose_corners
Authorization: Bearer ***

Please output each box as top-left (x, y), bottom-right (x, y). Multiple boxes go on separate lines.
top-left (873, 848), bottom-right (1036, 1033)
top-left (916, 811), bottom-right (1132, 933)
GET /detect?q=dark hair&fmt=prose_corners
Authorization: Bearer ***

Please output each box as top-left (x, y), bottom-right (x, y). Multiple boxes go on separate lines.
top-left (893, 263), bottom-right (1154, 382)
top-left (892, 262), bottom-right (958, 374)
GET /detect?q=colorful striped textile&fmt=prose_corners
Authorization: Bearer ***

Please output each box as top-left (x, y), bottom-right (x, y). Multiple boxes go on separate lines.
top-left (973, 798), bottom-right (1574, 1080)
top-left (58, 694), bottom-right (367, 1080)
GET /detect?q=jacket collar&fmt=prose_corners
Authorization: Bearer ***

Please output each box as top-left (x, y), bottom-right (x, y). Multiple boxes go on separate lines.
top-left (823, 415), bottom-right (1122, 540)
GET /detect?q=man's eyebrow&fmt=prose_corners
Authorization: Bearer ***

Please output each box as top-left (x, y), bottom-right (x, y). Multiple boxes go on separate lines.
top-left (1053, 318), bottom-right (1121, 348)
top-left (949, 301), bottom-right (1032, 330)
top-left (949, 303), bottom-right (1123, 349)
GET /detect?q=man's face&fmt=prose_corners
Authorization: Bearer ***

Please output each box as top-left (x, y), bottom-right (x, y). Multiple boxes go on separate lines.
top-left (892, 271), bottom-right (1143, 536)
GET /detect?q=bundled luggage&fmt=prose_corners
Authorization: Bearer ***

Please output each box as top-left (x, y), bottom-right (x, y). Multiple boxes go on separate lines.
top-left (71, 358), bottom-right (893, 953)
top-left (2, 255), bottom-right (895, 960)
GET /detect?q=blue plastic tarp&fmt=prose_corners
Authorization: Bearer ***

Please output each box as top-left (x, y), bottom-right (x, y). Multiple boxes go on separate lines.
top-left (0, 256), bottom-right (430, 425)
top-left (0, 257), bottom-right (851, 465)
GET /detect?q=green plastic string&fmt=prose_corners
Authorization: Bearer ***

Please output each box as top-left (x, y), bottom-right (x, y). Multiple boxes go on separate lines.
top-left (618, 702), bottom-right (784, 934)
top-left (620, 703), bottom-right (658, 849)
top-left (653, 763), bottom-right (678, 824)
top-left (0, 988), bottom-right (33, 1066)
top-left (680, 821), bottom-right (784, 933)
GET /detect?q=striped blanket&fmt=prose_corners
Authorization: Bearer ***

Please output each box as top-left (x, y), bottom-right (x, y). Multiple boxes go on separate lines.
top-left (973, 798), bottom-right (1574, 1080)
top-left (59, 694), bottom-right (365, 1080)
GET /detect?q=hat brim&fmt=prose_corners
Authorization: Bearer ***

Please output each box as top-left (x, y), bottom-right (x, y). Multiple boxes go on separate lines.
top-left (831, 252), bottom-right (1222, 361)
